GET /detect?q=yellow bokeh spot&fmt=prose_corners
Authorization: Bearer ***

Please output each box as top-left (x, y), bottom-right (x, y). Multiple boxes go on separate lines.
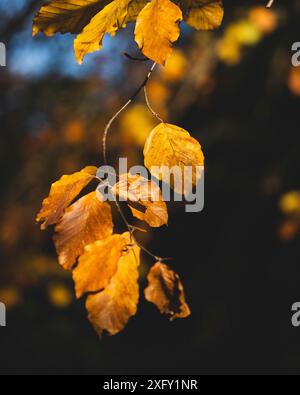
top-left (280, 191), bottom-right (300, 215)
top-left (48, 283), bottom-right (73, 308)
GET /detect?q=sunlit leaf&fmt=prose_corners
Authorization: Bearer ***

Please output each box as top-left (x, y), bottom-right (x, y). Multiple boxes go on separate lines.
top-left (134, 0), bottom-right (182, 65)
top-left (143, 123), bottom-right (204, 194)
top-left (74, 0), bottom-right (131, 64)
top-left (73, 234), bottom-right (127, 298)
top-left (145, 262), bottom-right (190, 320)
top-left (86, 232), bottom-right (140, 336)
top-left (36, 166), bottom-right (97, 229)
top-left (54, 191), bottom-right (113, 270)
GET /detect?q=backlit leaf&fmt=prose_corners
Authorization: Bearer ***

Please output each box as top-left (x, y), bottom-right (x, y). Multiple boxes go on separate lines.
top-left (33, 0), bottom-right (107, 36)
top-left (74, 0), bottom-right (131, 64)
top-left (36, 166), bottom-right (97, 229)
top-left (143, 123), bottom-right (204, 194)
top-left (73, 234), bottom-right (127, 298)
top-left (54, 191), bottom-right (113, 270)
top-left (86, 232), bottom-right (140, 336)
top-left (145, 262), bottom-right (190, 320)
top-left (112, 173), bottom-right (168, 227)
top-left (134, 0), bottom-right (183, 65)
top-left (181, 0), bottom-right (224, 30)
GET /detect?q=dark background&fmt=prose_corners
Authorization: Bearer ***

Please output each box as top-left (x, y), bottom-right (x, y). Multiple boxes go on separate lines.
top-left (1, 0), bottom-right (300, 375)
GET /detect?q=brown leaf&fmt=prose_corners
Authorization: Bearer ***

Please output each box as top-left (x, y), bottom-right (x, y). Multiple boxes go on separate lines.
top-left (112, 173), bottom-right (168, 227)
top-left (86, 232), bottom-right (140, 336)
top-left (36, 166), bottom-right (97, 230)
top-left (54, 191), bottom-right (113, 270)
top-left (181, 0), bottom-right (224, 31)
top-left (145, 262), bottom-right (191, 320)
top-left (73, 234), bottom-right (127, 298)
top-left (134, 0), bottom-right (182, 65)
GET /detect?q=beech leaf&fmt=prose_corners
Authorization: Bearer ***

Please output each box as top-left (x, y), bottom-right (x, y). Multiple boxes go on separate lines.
top-left (54, 191), bottom-right (113, 270)
top-left (86, 232), bottom-right (140, 336)
top-left (36, 166), bottom-right (97, 230)
top-left (134, 0), bottom-right (182, 65)
top-left (145, 262), bottom-right (191, 320)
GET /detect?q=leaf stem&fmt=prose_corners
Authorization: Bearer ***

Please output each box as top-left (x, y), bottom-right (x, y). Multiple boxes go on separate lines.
top-left (144, 86), bottom-right (165, 123)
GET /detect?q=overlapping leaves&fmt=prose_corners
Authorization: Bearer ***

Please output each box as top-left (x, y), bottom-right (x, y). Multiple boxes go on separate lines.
top-left (33, 0), bottom-right (224, 64)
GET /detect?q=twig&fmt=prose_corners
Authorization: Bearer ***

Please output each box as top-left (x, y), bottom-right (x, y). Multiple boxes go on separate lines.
top-left (266, 0), bottom-right (274, 8)
top-left (101, 62), bottom-right (169, 262)
top-left (102, 62), bottom-right (157, 164)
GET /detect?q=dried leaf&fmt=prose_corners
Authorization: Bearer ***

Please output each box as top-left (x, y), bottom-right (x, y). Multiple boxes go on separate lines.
top-left (86, 232), bottom-right (140, 335)
top-left (143, 123), bottom-right (204, 194)
top-left (73, 234), bottom-right (127, 298)
top-left (134, 0), bottom-right (182, 65)
top-left (32, 0), bottom-right (107, 36)
top-left (36, 166), bottom-right (97, 229)
top-left (112, 173), bottom-right (168, 227)
top-left (145, 262), bottom-right (190, 320)
top-left (181, 0), bottom-right (224, 31)
top-left (74, 0), bottom-right (131, 64)
top-left (54, 191), bottom-right (113, 270)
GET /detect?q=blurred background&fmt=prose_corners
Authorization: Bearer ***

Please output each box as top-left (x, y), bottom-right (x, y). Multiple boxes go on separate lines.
top-left (1, 0), bottom-right (300, 375)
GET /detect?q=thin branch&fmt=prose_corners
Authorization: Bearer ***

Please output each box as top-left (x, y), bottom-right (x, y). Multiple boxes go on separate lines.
top-left (102, 62), bottom-right (157, 164)
top-left (101, 62), bottom-right (169, 262)
top-left (266, 0), bottom-right (274, 8)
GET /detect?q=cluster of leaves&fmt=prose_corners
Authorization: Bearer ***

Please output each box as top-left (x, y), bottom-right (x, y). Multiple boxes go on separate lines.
top-left (37, 123), bottom-right (204, 335)
top-left (33, 0), bottom-right (224, 64)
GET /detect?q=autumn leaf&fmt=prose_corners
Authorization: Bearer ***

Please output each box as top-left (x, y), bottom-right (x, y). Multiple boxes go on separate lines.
top-left (143, 123), bottom-right (204, 194)
top-left (74, 0), bottom-right (131, 64)
top-left (86, 232), bottom-right (140, 336)
top-left (36, 166), bottom-right (97, 230)
top-left (181, 0), bottom-right (224, 31)
top-left (134, 0), bottom-right (183, 65)
top-left (32, 0), bottom-right (107, 36)
top-left (126, 0), bottom-right (149, 23)
top-left (54, 191), bottom-right (113, 270)
top-left (73, 234), bottom-right (127, 298)
top-left (112, 173), bottom-right (168, 227)
top-left (145, 262), bottom-right (190, 320)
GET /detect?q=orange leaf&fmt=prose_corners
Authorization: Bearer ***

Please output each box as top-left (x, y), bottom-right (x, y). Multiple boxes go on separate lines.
top-left (145, 262), bottom-right (191, 320)
top-left (86, 232), bottom-right (140, 336)
top-left (134, 0), bottom-right (182, 65)
top-left (112, 173), bottom-right (168, 227)
top-left (54, 191), bottom-right (113, 270)
top-left (73, 234), bottom-right (127, 298)
top-left (36, 166), bottom-right (97, 229)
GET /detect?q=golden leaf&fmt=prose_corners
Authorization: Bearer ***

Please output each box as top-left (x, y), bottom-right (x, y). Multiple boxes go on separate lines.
top-left (134, 0), bottom-right (183, 65)
top-left (36, 166), bottom-right (97, 230)
top-left (145, 262), bottom-right (190, 320)
top-left (112, 173), bottom-right (168, 227)
top-left (143, 123), bottom-right (204, 194)
top-left (86, 232), bottom-right (140, 336)
top-left (74, 0), bottom-right (131, 64)
top-left (181, 0), bottom-right (224, 30)
top-left (32, 0), bottom-right (107, 36)
top-left (54, 191), bottom-right (113, 270)
top-left (73, 234), bottom-right (127, 298)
